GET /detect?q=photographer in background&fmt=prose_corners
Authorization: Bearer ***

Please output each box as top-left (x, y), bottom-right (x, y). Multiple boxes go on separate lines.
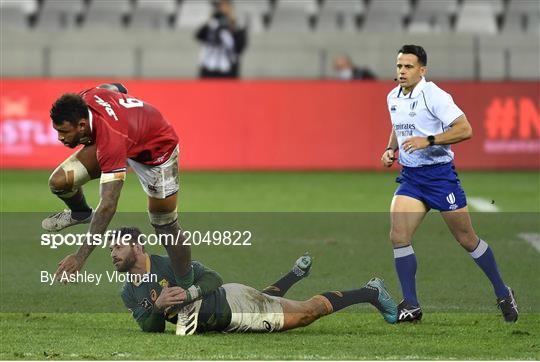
top-left (195, 0), bottom-right (248, 78)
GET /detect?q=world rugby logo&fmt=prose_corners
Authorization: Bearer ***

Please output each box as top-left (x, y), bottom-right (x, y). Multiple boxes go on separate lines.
top-left (409, 101), bottom-right (418, 117)
top-left (446, 193), bottom-right (458, 210)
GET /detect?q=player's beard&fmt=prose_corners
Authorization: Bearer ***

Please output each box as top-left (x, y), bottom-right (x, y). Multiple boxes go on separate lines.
top-left (78, 135), bottom-right (92, 146)
top-left (114, 253), bottom-right (136, 272)
top-left (63, 135), bottom-right (81, 149)
top-left (65, 141), bottom-right (79, 148)
top-left (64, 133), bottom-right (91, 148)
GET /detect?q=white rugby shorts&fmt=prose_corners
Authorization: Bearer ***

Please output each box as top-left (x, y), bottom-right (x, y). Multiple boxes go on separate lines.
top-left (127, 146), bottom-right (179, 199)
top-left (223, 283), bottom-right (284, 333)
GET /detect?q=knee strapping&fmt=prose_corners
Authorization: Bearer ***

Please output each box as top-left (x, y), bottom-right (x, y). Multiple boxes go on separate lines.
top-left (149, 209), bottom-right (178, 227)
top-left (49, 158), bottom-right (91, 198)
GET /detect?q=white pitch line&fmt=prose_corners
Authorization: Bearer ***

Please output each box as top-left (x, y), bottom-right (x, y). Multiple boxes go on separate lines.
top-left (468, 197), bottom-right (500, 212)
top-left (518, 233), bottom-right (540, 253)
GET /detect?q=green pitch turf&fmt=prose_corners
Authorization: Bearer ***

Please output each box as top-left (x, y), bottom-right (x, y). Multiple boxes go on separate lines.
top-left (1, 313), bottom-right (538, 360)
top-left (1, 170), bottom-right (539, 212)
top-left (1, 170), bottom-right (539, 360)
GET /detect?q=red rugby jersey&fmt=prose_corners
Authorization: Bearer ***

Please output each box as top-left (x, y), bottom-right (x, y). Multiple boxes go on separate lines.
top-left (79, 88), bottom-right (179, 173)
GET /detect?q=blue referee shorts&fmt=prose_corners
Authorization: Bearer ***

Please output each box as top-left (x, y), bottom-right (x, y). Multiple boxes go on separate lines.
top-left (394, 162), bottom-right (467, 211)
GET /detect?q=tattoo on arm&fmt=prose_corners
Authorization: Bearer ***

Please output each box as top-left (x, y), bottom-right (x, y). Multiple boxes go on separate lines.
top-left (75, 180), bottom-right (123, 261)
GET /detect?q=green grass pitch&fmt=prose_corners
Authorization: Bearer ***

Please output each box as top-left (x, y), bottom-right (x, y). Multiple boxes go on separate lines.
top-left (1, 170), bottom-right (539, 360)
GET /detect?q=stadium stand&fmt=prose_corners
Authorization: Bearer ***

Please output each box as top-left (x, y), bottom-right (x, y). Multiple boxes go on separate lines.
top-left (0, 0), bottom-right (37, 14)
top-left (455, 1), bottom-right (499, 34)
top-left (0, 0), bottom-right (37, 30)
top-left (175, 0), bottom-right (212, 29)
top-left (1, 0), bottom-right (538, 80)
top-left (502, 0), bottom-right (540, 33)
top-left (479, 33), bottom-right (540, 79)
top-left (316, 0), bottom-right (364, 32)
top-left (49, 46), bottom-right (136, 77)
top-left (1, 6), bottom-right (29, 31)
top-left (35, 0), bottom-right (84, 30)
top-left (472, 0), bottom-right (504, 14)
top-left (362, 0), bottom-right (411, 32)
top-left (130, 0), bottom-right (177, 30)
top-left (269, 0), bottom-right (318, 32)
top-left (82, 0), bottom-right (131, 29)
top-left (243, 32), bottom-right (321, 77)
top-left (235, 0), bottom-right (271, 33)
top-left (408, 0), bottom-right (457, 33)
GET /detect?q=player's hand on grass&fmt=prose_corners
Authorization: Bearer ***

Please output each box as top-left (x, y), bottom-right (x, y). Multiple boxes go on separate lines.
top-left (381, 149), bottom-right (396, 167)
top-left (155, 287), bottom-right (187, 312)
top-left (402, 137), bottom-right (429, 153)
top-left (55, 253), bottom-right (85, 282)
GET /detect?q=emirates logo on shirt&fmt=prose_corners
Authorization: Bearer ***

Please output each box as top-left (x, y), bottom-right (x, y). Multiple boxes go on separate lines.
top-left (394, 123), bottom-right (416, 137)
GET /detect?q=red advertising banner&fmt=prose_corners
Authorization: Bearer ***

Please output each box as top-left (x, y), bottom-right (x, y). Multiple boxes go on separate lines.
top-left (1, 79), bottom-right (538, 170)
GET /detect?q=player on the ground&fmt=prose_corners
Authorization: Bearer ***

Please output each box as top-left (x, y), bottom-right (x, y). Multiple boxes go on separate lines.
top-left (45, 84), bottom-right (192, 289)
top-left (109, 227), bottom-right (398, 335)
top-left (381, 45), bottom-right (518, 323)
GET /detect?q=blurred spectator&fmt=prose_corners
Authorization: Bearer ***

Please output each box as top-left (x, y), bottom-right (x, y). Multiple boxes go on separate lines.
top-left (195, 0), bottom-right (248, 78)
top-left (333, 54), bottom-right (376, 80)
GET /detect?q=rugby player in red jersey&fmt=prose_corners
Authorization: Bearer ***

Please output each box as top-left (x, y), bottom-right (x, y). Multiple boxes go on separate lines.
top-left (44, 83), bottom-right (193, 288)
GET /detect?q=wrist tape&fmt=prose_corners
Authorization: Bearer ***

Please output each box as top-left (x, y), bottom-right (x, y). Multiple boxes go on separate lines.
top-left (184, 285), bottom-right (202, 302)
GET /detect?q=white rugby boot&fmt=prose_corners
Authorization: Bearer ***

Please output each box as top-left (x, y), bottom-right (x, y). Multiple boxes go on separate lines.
top-left (175, 300), bottom-right (202, 336)
top-left (41, 209), bottom-right (93, 232)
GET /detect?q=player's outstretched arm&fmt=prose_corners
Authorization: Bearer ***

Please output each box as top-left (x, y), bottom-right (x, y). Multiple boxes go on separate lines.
top-left (55, 179), bottom-right (124, 279)
top-left (87, 178), bottom-right (123, 239)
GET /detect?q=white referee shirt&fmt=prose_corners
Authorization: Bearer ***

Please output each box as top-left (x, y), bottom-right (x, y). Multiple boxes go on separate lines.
top-left (386, 77), bottom-right (464, 167)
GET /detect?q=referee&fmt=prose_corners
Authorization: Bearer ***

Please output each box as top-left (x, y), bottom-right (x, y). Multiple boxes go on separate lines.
top-left (381, 45), bottom-right (518, 323)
